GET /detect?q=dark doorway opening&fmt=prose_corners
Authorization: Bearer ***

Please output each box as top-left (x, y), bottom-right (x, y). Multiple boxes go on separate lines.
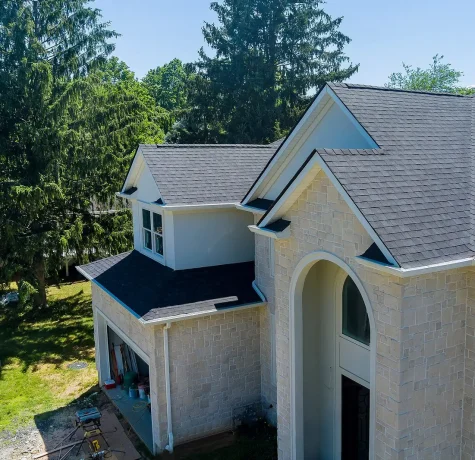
top-left (341, 375), bottom-right (370, 460)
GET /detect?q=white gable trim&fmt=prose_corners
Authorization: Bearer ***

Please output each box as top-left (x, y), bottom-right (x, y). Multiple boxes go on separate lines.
top-left (242, 84), bottom-right (378, 205)
top-left (121, 146), bottom-right (144, 193)
top-left (258, 153), bottom-right (399, 268)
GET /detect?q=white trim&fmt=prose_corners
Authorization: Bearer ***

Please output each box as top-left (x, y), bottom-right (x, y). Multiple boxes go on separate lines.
top-left (95, 308), bottom-right (150, 364)
top-left (357, 255), bottom-right (475, 277)
top-left (242, 84), bottom-right (378, 205)
top-left (121, 146), bottom-right (144, 193)
top-left (141, 301), bottom-right (266, 326)
top-left (242, 87), bottom-right (331, 205)
top-left (248, 224), bottom-right (291, 240)
top-left (326, 86), bottom-right (379, 149)
top-left (288, 251), bottom-right (376, 460)
top-left (258, 153), bottom-right (398, 267)
top-left (258, 157), bottom-right (321, 228)
top-left (235, 203), bottom-right (266, 215)
top-left (252, 280), bottom-right (267, 302)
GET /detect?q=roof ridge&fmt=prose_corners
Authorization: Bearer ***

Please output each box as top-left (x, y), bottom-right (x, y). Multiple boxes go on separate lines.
top-left (329, 82), bottom-right (473, 98)
top-left (139, 143), bottom-right (277, 148)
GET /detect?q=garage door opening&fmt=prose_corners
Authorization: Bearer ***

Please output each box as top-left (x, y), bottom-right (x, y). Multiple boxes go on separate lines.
top-left (103, 325), bottom-right (153, 452)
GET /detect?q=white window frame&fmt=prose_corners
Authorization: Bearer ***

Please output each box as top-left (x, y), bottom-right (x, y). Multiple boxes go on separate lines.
top-left (141, 205), bottom-right (165, 262)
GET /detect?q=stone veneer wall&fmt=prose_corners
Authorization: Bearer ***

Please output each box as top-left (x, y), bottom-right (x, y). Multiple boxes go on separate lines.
top-left (255, 214), bottom-right (278, 425)
top-left (92, 284), bottom-right (262, 451)
top-left (158, 309), bottom-right (262, 446)
top-left (271, 169), bottom-right (470, 459)
top-left (464, 269), bottom-right (475, 459)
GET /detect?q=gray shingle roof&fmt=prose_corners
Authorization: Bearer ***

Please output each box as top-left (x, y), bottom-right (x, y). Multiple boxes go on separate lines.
top-left (77, 251), bottom-right (262, 322)
top-left (322, 83), bottom-right (475, 268)
top-left (140, 144), bottom-right (275, 205)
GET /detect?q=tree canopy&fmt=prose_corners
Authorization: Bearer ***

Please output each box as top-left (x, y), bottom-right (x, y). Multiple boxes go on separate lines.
top-left (386, 54), bottom-right (474, 94)
top-left (0, 1), bottom-right (165, 308)
top-left (167, 0), bottom-right (358, 144)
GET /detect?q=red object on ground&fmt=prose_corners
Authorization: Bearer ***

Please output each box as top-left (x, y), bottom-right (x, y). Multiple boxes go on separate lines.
top-left (104, 379), bottom-right (116, 389)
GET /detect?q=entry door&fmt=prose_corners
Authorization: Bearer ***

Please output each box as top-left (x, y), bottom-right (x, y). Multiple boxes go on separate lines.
top-left (336, 276), bottom-right (371, 459)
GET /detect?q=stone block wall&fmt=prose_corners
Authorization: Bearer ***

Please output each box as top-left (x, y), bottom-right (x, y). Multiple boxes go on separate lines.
top-left (159, 308), bottom-right (262, 446)
top-left (255, 215), bottom-right (278, 425)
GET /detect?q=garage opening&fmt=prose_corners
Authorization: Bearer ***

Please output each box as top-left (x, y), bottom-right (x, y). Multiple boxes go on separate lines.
top-left (103, 325), bottom-right (153, 452)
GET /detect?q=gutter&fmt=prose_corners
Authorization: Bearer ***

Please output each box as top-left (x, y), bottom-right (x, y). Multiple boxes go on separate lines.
top-left (248, 224), bottom-right (291, 240)
top-left (115, 193), bottom-right (238, 211)
top-left (356, 256), bottom-right (475, 277)
top-left (163, 322), bottom-right (174, 453)
top-left (235, 204), bottom-right (266, 215)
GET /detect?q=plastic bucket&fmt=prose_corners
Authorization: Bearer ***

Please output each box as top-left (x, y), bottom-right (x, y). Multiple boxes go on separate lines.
top-left (138, 386), bottom-right (147, 400)
top-left (129, 387), bottom-right (139, 399)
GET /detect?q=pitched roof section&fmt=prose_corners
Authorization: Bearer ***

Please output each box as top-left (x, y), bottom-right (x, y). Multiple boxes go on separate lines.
top-left (77, 251), bottom-right (262, 323)
top-left (140, 144), bottom-right (275, 205)
top-left (323, 83), bottom-right (475, 268)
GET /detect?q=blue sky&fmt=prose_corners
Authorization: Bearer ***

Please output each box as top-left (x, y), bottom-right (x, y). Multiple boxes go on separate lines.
top-left (94, 0), bottom-right (475, 87)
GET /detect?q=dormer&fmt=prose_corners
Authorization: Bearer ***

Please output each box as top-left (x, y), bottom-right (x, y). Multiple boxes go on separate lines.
top-left (118, 143), bottom-right (276, 270)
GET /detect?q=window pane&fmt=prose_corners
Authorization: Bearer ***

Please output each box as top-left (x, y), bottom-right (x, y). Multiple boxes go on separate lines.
top-left (342, 276), bottom-right (370, 345)
top-left (153, 213), bottom-right (163, 234)
top-left (142, 209), bottom-right (151, 229)
top-left (154, 234), bottom-right (163, 255)
top-left (143, 229), bottom-right (152, 250)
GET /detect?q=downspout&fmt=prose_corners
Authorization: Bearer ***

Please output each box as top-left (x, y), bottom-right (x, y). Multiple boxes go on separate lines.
top-left (163, 322), bottom-right (174, 453)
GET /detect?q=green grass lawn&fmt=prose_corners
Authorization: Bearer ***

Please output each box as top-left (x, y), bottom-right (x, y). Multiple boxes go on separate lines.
top-left (0, 281), bottom-right (97, 433)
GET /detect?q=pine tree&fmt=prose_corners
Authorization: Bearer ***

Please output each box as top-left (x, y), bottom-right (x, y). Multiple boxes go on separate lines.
top-left (0, 2), bottom-right (164, 308)
top-left (168, 0), bottom-right (358, 144)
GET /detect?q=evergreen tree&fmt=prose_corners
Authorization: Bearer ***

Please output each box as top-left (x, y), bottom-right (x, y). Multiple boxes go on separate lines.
top-left (167, 0), bottom-right (358, 144)
top-left (0, 2), bottom-right (164, 308)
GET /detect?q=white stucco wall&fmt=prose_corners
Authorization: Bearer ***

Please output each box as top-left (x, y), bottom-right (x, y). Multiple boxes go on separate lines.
top-left (172, 208), bottom-right (255, 269)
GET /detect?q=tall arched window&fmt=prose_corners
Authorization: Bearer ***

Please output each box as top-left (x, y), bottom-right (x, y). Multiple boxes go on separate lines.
top-left (342, 276), bottom-right (370, 345)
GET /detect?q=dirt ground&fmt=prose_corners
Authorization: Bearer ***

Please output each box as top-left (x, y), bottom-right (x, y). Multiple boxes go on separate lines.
top-left (0, 389), bottom-right (150, 460)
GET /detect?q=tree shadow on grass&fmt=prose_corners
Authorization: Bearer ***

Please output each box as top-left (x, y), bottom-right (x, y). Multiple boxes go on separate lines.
top-left (0, 287), bottom-right (94, 376)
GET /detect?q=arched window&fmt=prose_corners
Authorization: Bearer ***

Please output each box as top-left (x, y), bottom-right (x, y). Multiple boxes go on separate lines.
top-left (342, 276), bottom-right (370, 345)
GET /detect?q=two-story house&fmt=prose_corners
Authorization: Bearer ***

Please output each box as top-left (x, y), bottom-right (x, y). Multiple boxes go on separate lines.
top-left (78, 83), bottom-right (475, 460)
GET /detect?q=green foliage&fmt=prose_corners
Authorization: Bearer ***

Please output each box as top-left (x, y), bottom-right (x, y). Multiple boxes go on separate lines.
top-left (167, 0), bottom-right (358, 144)
top-left (142, 58), bottom-right (191, 113)
top-left (386, 54), bottom-right (472, 94)
top-left (0, 2), bottom-right (166, 308)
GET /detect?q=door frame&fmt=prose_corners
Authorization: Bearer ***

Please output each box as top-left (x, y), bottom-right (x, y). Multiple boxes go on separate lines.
top-left (288, 251), bottom-right (376, 460)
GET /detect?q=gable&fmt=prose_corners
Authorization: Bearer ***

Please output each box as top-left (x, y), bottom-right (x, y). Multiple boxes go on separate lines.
top-left (121, 150), bottom-right (162, 203)
top-left (242, 85), bottom-right (377, 204)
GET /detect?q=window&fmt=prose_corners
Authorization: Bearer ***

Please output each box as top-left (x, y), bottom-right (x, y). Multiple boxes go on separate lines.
top-left (142, 208), bottom-right (164, 256)
top-left (342, 276), bottom-right (370, 345)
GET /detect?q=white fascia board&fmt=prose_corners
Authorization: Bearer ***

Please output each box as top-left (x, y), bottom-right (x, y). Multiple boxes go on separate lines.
top-left (242, 87), bottom-right (332, 205)
top-left (248, 224), bottom-right (291, 240)
top-left (141, 301), bottom-right (266, 326)
top-left (357, 256), bottom-right (475, 277)
top-left (235, 203), bottom-right (266, 215)
top-left (256, 151), bottom-right (398, 267)
top-left (161, 202), bottom-right (238, 212)
top-left (315, 156), bottom-right (399, 267)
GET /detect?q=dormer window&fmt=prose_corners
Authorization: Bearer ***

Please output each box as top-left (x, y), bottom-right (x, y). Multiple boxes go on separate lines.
top-left (142, 208), bottom-right (163, 256)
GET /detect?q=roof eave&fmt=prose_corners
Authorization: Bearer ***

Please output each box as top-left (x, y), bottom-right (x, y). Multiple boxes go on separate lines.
top-left (357, 255), bottom-right (475, 278)
top-left (248, 224), bottom-right (291, 240)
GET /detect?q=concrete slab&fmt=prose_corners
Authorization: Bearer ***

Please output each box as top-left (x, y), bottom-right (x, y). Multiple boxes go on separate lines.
top-left (104, 386), bottom-right (153, 453)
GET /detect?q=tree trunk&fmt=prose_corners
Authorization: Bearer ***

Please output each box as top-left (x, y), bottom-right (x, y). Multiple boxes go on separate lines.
top-left (33, 253), bottom-right (47, 308)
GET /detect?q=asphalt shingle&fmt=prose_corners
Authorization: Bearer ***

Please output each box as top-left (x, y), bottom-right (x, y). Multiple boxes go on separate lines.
top-left (77, 251), bottom-right (261, 322)
top-left (321, 83), bottom-right (475, 268)
top-left (140, 144), bottom-right (275, 205)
